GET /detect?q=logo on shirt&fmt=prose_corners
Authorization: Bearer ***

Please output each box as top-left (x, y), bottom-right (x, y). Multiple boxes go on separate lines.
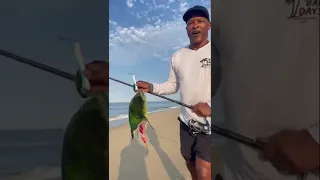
top-left (200, 58), bottom-right (211, 68)
top-left (285, 0), bottom-right (319, 22)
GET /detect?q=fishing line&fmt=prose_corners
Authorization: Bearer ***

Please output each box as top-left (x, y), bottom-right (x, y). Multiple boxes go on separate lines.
top-left (0, 48), bottom-right (264, 151)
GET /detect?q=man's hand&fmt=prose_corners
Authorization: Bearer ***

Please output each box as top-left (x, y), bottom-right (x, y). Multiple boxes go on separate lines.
top-left (258, 129), bottom-right (320, 174)
top-left (192, 102), bottom-right (211, 117)
top-left (82, 60), bottom-right (109, 94)
top-left (136, 81), bottom-right (151, 92)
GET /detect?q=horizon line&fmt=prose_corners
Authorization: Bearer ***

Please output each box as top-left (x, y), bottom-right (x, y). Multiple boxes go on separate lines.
top-left (110, 100), bottom-right (180, 103)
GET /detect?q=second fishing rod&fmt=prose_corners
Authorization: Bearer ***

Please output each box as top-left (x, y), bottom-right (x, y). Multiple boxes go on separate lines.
top-left (0, 48), bottom-right (264, 151)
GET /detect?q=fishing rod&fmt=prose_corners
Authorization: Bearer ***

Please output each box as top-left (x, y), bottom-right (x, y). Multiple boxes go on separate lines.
top-left (109, 76), bottom-right (193, 109)
top-left (0, 48), bottom-right (264, 151)
top-left (111, 75), bottom-right (264, 150)
top-left (0, 49), bottom-right (76, 81)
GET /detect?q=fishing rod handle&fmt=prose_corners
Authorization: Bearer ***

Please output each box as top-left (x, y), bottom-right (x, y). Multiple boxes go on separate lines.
top-left (212, 125), bottom-right (265, 150)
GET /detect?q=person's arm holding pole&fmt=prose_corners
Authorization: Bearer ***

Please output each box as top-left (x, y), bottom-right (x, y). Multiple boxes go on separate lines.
top-left (136, 59), bottom-right (179, 95)
top-left (258, 122), bottom-right (319, 175)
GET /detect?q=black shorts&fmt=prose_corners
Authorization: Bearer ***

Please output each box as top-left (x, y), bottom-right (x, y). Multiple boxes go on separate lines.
top-left (179, 118), bottom-right (211, 163)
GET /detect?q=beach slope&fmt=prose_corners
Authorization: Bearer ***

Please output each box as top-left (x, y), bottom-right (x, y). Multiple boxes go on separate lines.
top-left (109, 108), bottom-right (192, 180)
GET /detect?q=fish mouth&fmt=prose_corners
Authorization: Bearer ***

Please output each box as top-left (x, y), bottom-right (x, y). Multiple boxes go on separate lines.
top-left (137, 90), bottom-right (145, 97)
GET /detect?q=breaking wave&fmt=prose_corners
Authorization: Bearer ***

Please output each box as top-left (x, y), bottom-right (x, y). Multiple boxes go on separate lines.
top-left (109, 106), bottom-right (179, 122)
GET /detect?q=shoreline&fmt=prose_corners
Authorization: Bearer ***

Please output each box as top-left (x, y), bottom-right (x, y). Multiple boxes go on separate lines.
top-left (109, 108), bottom-right (225, 179)
top-left (109, 107), bottom-right (180, 129)
top-left (0, 108), bottom-right (225, 180)
top-left (109, 108), bottom-right (190, 180)
top-left (108, 108), bottom-right (226, 143)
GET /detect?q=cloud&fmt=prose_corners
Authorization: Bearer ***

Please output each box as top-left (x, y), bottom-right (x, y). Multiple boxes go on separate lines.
top-left (109, 0), bottom-right (211, 66)
top-left (109, 20), bottom-right (188, 65)
top-left (109, 20), bottom-right (118, 26)
top-left (126, 0), bottom-right (135, 8)
top-left (152, 0), bottom-right (157, 7)
top-left (179, 0), bottom-right (189, 12)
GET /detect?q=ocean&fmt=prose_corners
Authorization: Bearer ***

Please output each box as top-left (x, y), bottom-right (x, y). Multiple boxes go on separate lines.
top-left (109, 101), bottom-right (179, 128)
top-left (0, 101), bottom-right (225, 179)
top-left (0, 101), bottom-right (182, 180)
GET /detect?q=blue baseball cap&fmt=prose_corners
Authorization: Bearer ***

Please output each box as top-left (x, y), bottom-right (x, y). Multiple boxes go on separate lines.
top-left (183, 5), bottom-right (210, 23)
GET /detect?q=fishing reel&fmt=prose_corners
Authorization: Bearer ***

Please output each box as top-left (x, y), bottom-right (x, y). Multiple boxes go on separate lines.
top-left (188, 119), bottom-right (211, 137)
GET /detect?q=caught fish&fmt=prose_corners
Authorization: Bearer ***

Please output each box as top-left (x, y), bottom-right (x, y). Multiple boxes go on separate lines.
top-left (128, 91), bottom-right (154, 148)
top-left (139, 121), bottom-right (148, 145)
top-left (61, 92), bottom-right (108, 180)
top-left (60, 39), bottom-right (109, 180)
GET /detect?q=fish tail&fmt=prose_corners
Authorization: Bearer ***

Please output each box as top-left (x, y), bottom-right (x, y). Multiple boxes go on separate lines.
top-left (143, 116), bottom-right (155, 130)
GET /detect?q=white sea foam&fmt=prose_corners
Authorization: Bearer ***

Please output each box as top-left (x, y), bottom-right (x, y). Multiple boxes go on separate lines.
top-left (109, 106), bottom-right (179, 122)
top-left (109, 114), bottom-right (129, 121)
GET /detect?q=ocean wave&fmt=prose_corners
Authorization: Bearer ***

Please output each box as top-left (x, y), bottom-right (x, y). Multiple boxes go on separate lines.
top-left (109, 106), bottom-right (179, 121)
top-left (148, 105), bottom-right (179, 109)
top-left (0, 167), bottom-right (61, 180)
top-left (169, 106), bottom-right (179, 109)
top-left (148, 106), bottom-right (179, 113)
top-left (109, 114), bottom-right (128, 121)
top-left (109, 105), bottom-right (129, 109)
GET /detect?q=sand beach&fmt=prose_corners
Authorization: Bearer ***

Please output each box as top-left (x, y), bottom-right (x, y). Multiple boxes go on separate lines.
top-left (109, 108), bottom-right (225, 180)
top-left (0, 108), bottom-right (224, 180)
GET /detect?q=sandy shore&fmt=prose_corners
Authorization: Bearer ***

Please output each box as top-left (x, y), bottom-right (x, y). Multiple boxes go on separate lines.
top-left (0, 108), bottom-right (224, 180)
top-left (109, 108), bottom-right (225, 180)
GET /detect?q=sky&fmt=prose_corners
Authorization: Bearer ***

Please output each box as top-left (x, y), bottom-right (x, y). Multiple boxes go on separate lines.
top-left (109, 0), bottom-right (211, 102)
top-left (0, 0), bottom-right (108, 129)
top-left (0, 0), bottom-right (211, 129)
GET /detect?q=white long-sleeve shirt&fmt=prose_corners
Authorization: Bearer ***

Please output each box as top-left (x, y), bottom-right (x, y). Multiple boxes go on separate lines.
top-left (151, 41), bottom-right (211, 126)
top-left (212, 0), bottom-right (319, 179)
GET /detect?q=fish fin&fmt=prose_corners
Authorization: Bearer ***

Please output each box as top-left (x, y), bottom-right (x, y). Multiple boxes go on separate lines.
top-left (143, 116), bottom-right (155, 130)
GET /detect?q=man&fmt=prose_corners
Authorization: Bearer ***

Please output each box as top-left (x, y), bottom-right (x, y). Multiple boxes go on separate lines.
top-left (136, 5), bottom-right (212, 180)
top-left (78, 6), bottom-right (213, 179)
top-left (212, 0), bottom-right (319, 179)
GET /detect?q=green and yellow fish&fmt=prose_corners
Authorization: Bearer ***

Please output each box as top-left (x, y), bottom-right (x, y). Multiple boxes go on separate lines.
top-left (61, 69), bottom-right (108, 180)
top-left (128, 91), bottom-right (154, 148)
top-left (61, 92), bottom-right (108, 180)
top-left (61, 42), bottom-right (109, 180)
